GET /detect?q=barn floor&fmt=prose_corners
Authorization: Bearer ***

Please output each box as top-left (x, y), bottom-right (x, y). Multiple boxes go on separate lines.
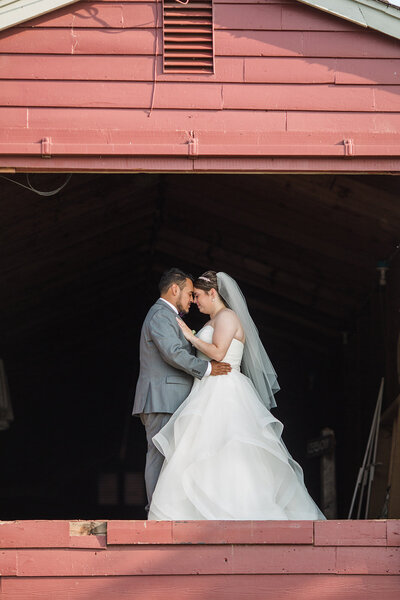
top-left (1, 172), bottom-right (399, 520)
top-left (0, 519), bottom-right (399, 600)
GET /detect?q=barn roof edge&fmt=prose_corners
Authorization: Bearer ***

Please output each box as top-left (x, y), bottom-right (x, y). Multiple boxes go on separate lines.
top-left (296, 0), bottom-right (400, 40)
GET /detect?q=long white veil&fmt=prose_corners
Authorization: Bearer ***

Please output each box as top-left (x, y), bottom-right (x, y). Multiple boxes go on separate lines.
top-left (217, 272), bottom-right (280, 410)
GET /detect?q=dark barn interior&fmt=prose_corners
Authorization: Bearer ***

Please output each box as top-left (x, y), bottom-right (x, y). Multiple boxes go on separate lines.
top-left (1, 173), bottom-right (399, 520)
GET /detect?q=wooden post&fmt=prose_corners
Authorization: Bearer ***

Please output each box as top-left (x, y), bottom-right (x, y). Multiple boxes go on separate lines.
top-left (320, 428), bottom-right (337, 519)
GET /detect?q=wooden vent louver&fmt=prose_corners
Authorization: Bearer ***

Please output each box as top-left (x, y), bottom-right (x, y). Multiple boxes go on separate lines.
top-left (163, 0), bottom-right (214, 74)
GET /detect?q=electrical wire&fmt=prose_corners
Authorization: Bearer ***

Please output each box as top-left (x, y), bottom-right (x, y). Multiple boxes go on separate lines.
top-left (0, 174), bottom-right (72, 196)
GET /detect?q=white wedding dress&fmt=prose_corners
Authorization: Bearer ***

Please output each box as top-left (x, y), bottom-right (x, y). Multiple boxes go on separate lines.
top-left (148, 325), bottom-right (325, 520)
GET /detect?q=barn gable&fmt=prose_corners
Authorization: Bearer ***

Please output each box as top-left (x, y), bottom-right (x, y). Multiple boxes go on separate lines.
top-left (1, 0), bottom-right (400, 40)
top-left (1, 0), bottom-right (400, 173)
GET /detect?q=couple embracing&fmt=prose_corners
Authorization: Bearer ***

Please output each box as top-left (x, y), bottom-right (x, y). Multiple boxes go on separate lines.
top-left (133, 268), bottom-right (325, 521)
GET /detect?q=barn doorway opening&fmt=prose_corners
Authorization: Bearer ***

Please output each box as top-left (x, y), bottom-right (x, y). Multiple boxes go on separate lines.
top-left (1, 172), bottom-right (399, 520)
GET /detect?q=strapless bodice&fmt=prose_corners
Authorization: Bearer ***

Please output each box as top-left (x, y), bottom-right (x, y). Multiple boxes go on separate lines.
top-left (196, 325), bottom-right (243, 370)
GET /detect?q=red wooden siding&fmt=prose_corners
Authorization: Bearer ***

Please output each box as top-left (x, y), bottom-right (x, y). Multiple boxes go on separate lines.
top-left (0, 0), bottom-right (400, 172)
top-left (0, 520), bottom-right (399, 599)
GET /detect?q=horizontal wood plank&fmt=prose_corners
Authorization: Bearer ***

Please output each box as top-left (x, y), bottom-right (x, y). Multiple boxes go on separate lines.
top-left (10, 544), bottom-right (400, 577)
top-left (0, 550), bottom-right (17, 575)
top-left (0, 28), bottom-right (158, 54)
top-left (107, 520), bottom-right (173, 544)
top-left (0, 521), bottom-right (70, 548)
top-left (287, 112), bottom-right (400, 133)
top-left (15, 545), bottom-right (337, 576)
top-left (281, 4), bottom-right (359, 31)
top-left (22, 107), bottom-right (288, 131)
top-left (1, 55), bottom-right (400, 85)
top-left (107, 520), bottom-right (314, 545)
top-left (2, 29), bottom-right (400, 58)
top-left (0, 81), bottom-right (224, 110)
top-left (217, 31), bottom-right (400, 58)
top-left (314, 521), bottom-right (388, 546)
top-left (20, 3), bottom-right (157, 29)
top-left (387, 521), bottom-right (400, 546)
top-left (3, 574), bottom-right (400, 600)
top-left (3, 153), bottom-right (400, 172)
top-left (335, 59), bottom-right (400, 85)
top-left (222, 84), bottom-right (376, 111)
top-left (336, 547), bottom-right (400, 575)
top-left (0, 55), bottom-right (245, 82)
top-left (172, 520), bottom-right (314, 545)
top-left (4, 81), bottom-right (399, 112)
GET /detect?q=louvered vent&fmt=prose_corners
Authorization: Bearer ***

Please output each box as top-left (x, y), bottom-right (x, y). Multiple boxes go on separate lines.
top-left (163, 0), bottom-right (214, 74)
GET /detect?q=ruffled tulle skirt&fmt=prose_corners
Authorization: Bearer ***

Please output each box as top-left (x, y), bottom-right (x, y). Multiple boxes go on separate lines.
top-left (148, 370), bottom-right (325, 520)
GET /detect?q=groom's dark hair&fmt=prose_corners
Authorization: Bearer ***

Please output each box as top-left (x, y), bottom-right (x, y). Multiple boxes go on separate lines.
top-left (159, 268), bottom-right (193, 294)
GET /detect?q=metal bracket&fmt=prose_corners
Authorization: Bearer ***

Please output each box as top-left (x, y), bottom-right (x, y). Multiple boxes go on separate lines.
top-left (41, 137), bottom-right (52, 158)
top-left (188, 132), bottom-right (199, 158)
top-left (343, 138), bottom-right (354, 157)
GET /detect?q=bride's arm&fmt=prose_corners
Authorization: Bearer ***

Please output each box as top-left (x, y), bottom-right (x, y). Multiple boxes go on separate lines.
top-left (177, 311), bottom-right (238, 361)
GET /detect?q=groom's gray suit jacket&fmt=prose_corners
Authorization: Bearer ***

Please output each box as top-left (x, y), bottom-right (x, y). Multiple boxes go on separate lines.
top-left (132, 299), bottom-right (209, 415)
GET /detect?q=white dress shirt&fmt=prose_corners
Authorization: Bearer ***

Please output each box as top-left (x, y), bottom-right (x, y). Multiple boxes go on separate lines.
top-left (159, 298), bottom-right (211, 376)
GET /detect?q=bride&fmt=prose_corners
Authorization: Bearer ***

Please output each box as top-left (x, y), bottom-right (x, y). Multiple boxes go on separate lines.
top-left (148, 271), bottom-right (325, 521)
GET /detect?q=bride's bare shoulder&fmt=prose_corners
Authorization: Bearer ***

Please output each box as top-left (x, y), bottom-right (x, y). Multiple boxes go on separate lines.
top-left (214, 308), bottom-right (239, 325)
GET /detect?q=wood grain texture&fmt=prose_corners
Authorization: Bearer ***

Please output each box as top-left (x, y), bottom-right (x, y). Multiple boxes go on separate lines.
top-left (14, 545), bottom-right (337, 576)
top-left (0, 521), bottom-right (70, 548)
top-left (387, 521), bottom-right (400, 547)
top-left (336, 547), bottom-right (400, 574)
top-left (107, 520), bottom-right (314, 545)
top-left (21, 108), bottom-right (288, 131)
top-left (3, 574), bottom-right (400, 600)
top-left (314, 521), bottom-right (388, 546)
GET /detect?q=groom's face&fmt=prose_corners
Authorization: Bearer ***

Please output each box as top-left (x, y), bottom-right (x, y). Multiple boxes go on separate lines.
top-left (176, 278), bottom-right (194, 315)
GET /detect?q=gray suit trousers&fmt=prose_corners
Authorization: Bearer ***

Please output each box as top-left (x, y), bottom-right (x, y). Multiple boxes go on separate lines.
top-left (140, 412), bottom-right (171, 510)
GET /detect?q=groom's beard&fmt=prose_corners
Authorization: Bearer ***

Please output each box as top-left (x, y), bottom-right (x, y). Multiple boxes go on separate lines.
top-left (176, 296), bottom-right (189, 316)
top-left (176, 302), bottom-right (189, 315)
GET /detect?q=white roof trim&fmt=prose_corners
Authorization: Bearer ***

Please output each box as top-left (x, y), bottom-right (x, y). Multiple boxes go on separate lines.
top-left (297, 0), bottom-right (400, 40)
top-left (0, 0), bottom-right (79, 31)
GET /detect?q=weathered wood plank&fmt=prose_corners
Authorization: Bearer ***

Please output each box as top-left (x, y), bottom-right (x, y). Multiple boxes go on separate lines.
top-left (15, 545), bottom-right (337, 576)
top-left (4, 81), bottom-right (399, 112)
top-left (222, 83), bottom-right (375, 111)
top-left (3, 574), bottom-right (400, 600)
top-left (20, 3), bottom-right (157, 29)
top-left (107, 520), bottom-right (173, 545)
top-left (107, 520), bottom-right (314, 545)
top-left (387, 521), bottom-right (400, 547)
top-left (336, 547), bottom-right (400, 574)
top-left (0, 81), bottom-right (224, 110)
top-left (314, 520), bottom-right (387, 546)
top-left (0, 28), bottom-right (157, 54)
top-left (0, 550), bottom-right (17, 575)
top-left (172, 520), bottom-right (314, 545)
top-left (287, 111), bottom-right (400, 133)
top-left (0, 55), bottom-right (245, 83)
top-left (23, 108), bottom-right (287, 131)
top-left (0, 521), bottom-right (70, 548)
top-left (217, 31), bottom-right (400, 58)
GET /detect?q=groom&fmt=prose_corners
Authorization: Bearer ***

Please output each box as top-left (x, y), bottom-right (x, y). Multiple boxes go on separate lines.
top-left (133, 268), bottom-right (231, 509)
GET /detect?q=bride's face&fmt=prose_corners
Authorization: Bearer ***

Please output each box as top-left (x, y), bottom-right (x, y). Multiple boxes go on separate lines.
top-left (193, 288), bottom-right (213, 314)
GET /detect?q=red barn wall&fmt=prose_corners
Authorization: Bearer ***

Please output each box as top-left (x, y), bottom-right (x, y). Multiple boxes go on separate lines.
top-left (1, 0), bottom-right (400, 171)
top-left (1, 520), bottom-right (400, 600)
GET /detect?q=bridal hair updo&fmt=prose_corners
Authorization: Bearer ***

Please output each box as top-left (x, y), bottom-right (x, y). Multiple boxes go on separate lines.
top-left (194, 270), bottom-right (227, 306)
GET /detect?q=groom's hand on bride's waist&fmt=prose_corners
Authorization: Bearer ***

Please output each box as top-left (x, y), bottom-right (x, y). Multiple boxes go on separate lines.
top-left (210, 360), bottom-right (232, 376)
